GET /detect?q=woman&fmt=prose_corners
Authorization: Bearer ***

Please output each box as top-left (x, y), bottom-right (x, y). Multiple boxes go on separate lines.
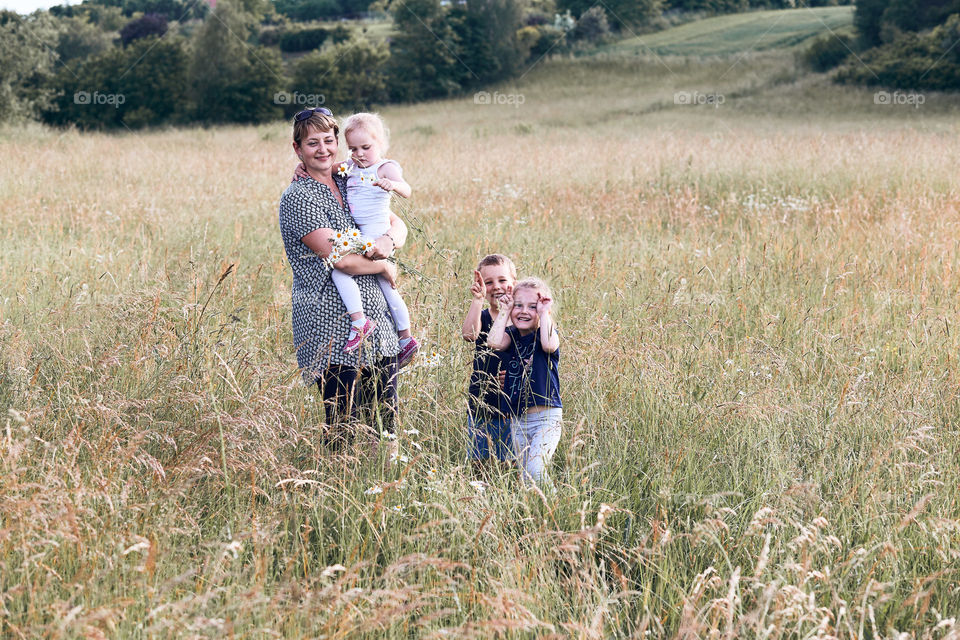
top-left (278, 107), bottom-right (408, 443)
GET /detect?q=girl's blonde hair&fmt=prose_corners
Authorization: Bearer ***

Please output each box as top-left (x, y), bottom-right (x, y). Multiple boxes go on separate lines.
top-left (342, 112), bottom-right (390, 154)
top-left (513, 277), bottom-right (554, 303)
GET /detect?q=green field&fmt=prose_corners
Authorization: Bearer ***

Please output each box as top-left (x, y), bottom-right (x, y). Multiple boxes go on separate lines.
top-left (2, 8), bottom-right (960, 639)
top-left (600, 6), bottom-right (854, 57)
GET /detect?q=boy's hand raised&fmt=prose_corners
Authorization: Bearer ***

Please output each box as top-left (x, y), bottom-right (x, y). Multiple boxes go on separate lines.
top-left (498, 292), bottom-right (514, 310)
top-left (471, 270), bottom-right (485, 300)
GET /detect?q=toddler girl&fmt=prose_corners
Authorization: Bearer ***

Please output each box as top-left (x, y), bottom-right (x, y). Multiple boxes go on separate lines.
top-left (333, 112), bottom-right (418, 366)
top-left (487, 277), bottom-right (562, 487)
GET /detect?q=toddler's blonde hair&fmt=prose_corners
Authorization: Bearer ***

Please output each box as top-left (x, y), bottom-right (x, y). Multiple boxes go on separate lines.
top-left (342, 112), bottom-right (390, 154)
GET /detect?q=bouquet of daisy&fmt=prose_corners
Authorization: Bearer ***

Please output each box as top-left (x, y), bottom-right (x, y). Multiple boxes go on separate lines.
top-left (327, 228), bottom-right (376, 267)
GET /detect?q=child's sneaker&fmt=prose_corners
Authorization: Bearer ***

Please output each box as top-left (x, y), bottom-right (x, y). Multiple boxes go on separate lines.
top-left (344, 318), bottom-right (376, 353)
top-left (397, 337), bottom-right (420, 369)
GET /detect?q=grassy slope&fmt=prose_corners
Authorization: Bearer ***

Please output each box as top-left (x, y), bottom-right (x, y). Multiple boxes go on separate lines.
top-left (601, 6), bottom-right (854, 57)
top-left (2, 9), bottom-right (960, 640)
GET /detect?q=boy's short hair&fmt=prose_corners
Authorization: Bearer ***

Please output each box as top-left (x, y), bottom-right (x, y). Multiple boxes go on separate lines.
top-left (477, 254), bottom-right (517, 280)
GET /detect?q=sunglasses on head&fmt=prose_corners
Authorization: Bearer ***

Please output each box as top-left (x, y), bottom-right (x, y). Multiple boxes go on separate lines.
top-left (294, 107), bottom-right (333, 122)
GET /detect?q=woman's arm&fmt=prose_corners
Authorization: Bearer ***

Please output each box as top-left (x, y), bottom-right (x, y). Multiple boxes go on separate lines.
top-left (537, 296), bottom-right (559, 354)
top-left (462, 270), bottom-right (486, 341)
top-left (301, 227), bottom-right (396, 285)
top-left (487, 293), bottom-right (513, 351)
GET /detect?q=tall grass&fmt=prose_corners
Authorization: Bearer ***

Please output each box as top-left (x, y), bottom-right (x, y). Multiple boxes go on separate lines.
top-left (1, 53), bottom-right (960, 638)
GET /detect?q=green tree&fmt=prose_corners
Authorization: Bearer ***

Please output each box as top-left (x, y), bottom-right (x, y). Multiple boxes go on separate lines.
top-left (291, 37), bottom-right (389, 113)
top-left (449, 0), bottom-right (525, 88)
top-left (0, 11), bottom-right (60, 122)
top-left (387, 0), bottom-right (463, 101)
top-left (189, 0), bottom-right (284, 124)
top-left (55, 15), bottom-right (113, 64)
top-left (557, 0), bottom-right (661, 29)
top-left (43, 35), bottom-right (189, 129)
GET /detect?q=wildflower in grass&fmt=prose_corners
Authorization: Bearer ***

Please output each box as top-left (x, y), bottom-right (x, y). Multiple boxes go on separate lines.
top-left (382, 430), bottom-right (397, 441)
top-left (364, 485), bottom-right (383, 495)
top-left (390, 451), bottom-right (410, 464)
top-left (403, 428), bottom-right (420, 435)
top-left (391, 504), bottom-right (404, 514)
top-left (469, 480), bottom-right (487, 493)
top-left (426, 468), bottom-right (437, 479)
top-left (223, 539), bottom-right (242, 559)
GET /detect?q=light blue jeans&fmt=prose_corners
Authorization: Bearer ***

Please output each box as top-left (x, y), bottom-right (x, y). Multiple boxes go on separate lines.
top-left (510, 408), bottom-right (563, 487)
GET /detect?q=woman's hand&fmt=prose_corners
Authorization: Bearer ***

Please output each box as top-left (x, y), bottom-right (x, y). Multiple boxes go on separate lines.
top-left (291, 162), bottom-right (309, 182)
top-left (471, 270), bottom-right (485, 300)
top-left (536, 294), bottom-right (553, 317)
top-left (380, 260), bottom-right (398, 289)
top-left (365, 235), bottom-right (395, 260)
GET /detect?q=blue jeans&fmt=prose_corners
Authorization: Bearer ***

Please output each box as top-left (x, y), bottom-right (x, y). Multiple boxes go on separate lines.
top-left (468, 413), bottom-right (512, 461)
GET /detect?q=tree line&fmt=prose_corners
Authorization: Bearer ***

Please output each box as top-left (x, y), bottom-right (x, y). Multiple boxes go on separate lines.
top-left (8, 0), bottom-right (957, 131)
top-left (802, 0), bottom-right (960, 90)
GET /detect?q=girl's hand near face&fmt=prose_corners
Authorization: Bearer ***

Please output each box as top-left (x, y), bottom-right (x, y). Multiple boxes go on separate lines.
top-left (292, 162), bottom-right (309, 182)
top-left (536, 295), bottom-right (553, 317)
top-left (471, 270), bottom-right (486, 300)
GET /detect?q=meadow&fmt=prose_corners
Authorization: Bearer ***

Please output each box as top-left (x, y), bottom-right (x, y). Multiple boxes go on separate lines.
top-left (3, 14), bottom-right (960, 638)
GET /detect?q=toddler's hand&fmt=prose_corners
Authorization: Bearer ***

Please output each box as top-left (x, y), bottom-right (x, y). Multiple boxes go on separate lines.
top-left (381, 261), bottom-right (398, 289)
top-left (373, 178), bottom-right (394, 192)
top-left (471, 270), bottom-right (485, 300)
top-left (536, 295), bottom-right (553, 316)
top-left (291, 162), bottom-right (309, 182)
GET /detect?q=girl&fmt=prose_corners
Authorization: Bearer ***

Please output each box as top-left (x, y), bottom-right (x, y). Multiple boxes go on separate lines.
top-left (487, 277), bottom-right (562, 487)
top-left (461, 254), bottom-right (517, 471)
top-left (333, 112), bottom-right (419, 366)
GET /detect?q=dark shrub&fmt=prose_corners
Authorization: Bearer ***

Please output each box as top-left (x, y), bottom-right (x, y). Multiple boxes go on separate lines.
top-left (279, 26), bottom-right (329, 51)
top-left (119, 13), bottom-right (167, 46)
top-left (802, 33), bottom-right (853, 71)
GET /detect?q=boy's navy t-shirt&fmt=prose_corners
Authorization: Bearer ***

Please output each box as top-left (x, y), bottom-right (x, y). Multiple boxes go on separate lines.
top-left (468, 309), bottom-right (509, 419)
top-left (502, 325), bottom-right (562, 416)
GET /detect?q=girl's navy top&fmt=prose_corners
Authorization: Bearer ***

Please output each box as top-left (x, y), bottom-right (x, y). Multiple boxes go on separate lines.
top-left (502, 325), bottom-right (562, 416)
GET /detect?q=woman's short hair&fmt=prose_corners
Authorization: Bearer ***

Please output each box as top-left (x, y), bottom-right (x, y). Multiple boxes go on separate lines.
top-left (342, 112), bottom-right (390, 154)
top-left (477, 254), bottom-right (517, 279)
top-left (293, 111), bottom-right (339, 147)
